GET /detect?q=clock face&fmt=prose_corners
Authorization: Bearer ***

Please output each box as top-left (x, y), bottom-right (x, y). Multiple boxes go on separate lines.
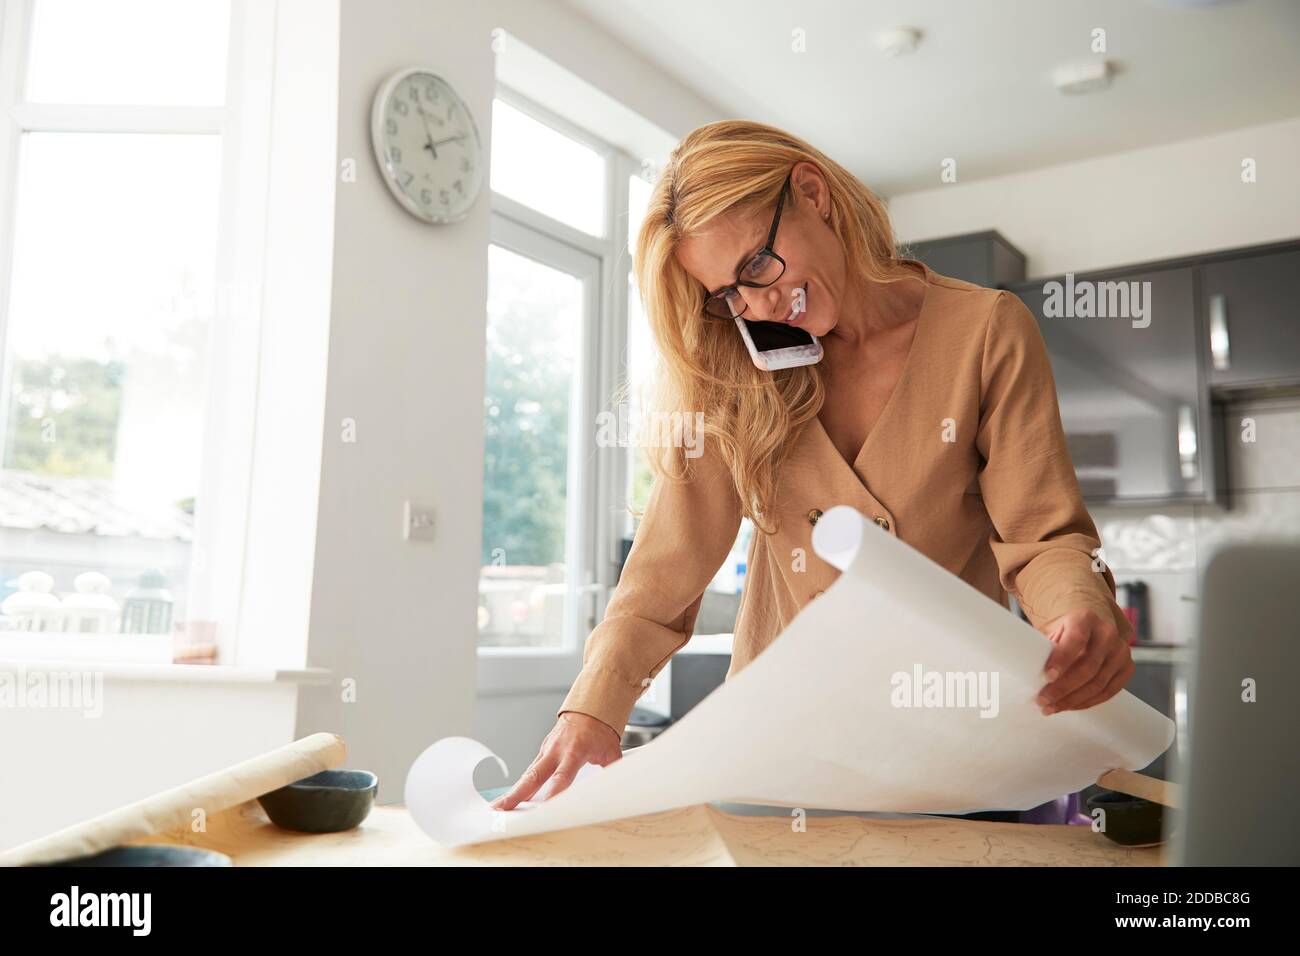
top-left (371, 70), bottom-right (484, 223)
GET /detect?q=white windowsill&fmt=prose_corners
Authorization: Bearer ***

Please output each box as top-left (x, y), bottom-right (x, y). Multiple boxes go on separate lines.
top-left (0, 635), bottom-right (332, 685)
top-left (0, 656), bottom-right (333, 685)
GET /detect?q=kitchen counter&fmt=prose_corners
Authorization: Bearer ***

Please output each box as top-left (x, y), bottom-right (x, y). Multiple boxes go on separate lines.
top-left (131, 799), bottom-right (1164, 866)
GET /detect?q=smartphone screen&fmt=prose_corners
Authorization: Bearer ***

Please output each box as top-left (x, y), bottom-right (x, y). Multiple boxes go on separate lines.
top-left (742, 317), bottom-right (816, 352)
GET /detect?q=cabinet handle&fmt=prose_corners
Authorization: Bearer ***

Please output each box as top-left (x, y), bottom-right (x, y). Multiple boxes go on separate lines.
top-left (1177, 404), bottom-right (1199, 481)
top-left (1208, 293), bottom-right (1230, 371)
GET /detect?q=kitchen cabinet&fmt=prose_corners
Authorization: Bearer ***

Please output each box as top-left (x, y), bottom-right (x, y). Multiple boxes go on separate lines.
top-left (905, 230), bottom-right (1026, 288)
top-left (1010, 266), bottom-right (1215, 503)
top-left (1200, 247), bottom-right (1300, 391)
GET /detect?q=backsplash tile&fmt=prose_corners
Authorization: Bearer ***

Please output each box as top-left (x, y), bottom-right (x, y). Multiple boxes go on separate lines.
top-left (1195, 487), bottom-right (1300, 558)
top-left (1092, 505), bottom-right (1199, 573)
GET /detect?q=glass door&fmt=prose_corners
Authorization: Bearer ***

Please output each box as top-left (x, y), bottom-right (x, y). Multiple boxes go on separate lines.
top-left (478, 216), bottom-right (601, 654)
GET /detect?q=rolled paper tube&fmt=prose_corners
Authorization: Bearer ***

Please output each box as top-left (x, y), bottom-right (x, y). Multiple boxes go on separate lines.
top-left (1096, 769), bottom-right (1182, 808)
top-left (0, 732), bottom-right (347, 866)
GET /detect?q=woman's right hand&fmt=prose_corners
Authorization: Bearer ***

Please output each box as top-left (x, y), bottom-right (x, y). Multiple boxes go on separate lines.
top-left (489, 712), bottom-right (623, 810)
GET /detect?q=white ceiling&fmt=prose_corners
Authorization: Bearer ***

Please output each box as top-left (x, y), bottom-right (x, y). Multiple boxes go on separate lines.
top-left (562, 0), bottom-right (1300, 196)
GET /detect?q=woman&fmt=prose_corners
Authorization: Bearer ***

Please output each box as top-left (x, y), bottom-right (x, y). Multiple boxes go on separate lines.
top-left (492, 120), bottom-right (1133, 812)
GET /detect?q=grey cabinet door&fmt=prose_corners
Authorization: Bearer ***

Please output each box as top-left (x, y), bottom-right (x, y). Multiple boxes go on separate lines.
top-left (1012, 267), bottom-right (1209, 502)
top-left (1201, 249), bottom-right (1300, 389)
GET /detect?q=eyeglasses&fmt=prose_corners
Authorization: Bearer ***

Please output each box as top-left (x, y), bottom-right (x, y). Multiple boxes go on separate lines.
top-left (701, 169), bottom-right (791, 320)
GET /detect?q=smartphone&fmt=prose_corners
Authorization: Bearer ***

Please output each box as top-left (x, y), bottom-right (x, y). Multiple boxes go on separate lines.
top-left (734, 315), bottom-right (823, 370)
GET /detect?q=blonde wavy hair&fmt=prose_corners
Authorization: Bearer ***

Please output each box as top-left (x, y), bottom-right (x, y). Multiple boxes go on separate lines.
top-left (626, 119), bottom-right (910, 535)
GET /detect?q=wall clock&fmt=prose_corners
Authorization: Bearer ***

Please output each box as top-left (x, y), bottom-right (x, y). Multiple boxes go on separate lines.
top-left (370, 68), bottom-right (484, 223)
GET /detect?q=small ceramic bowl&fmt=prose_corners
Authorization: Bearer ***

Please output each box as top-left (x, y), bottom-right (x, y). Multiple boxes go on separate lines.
top-left (41, 845), bottom-right (232, 867)
top-left (257, 769), bottom-right (378, 833)
top-left (1085, 790), bottom-right (1168, 847)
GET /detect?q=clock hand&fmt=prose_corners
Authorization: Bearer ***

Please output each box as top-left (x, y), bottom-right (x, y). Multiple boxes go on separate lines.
top-left (428, 135), bottom-right (465, 148)
top-left (414, 103), bottom-right (440, 158)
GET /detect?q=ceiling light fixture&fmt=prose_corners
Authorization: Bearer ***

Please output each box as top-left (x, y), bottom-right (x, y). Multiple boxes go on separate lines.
top-left (873, 27), bottom-right (922, 58)
top-left (1052, 59), bottom-right (1114, 94)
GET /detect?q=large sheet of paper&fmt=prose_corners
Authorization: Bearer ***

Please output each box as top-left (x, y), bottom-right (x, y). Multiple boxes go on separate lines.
top-left (407, 506), bottom-right (1175, 847)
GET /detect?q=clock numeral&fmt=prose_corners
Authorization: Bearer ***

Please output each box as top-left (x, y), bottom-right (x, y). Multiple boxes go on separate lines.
top-left (408, 84), bottom-right (420, 102)
top-left (394, 99), bottom-right (408, 116)
top-left (420, 188), bottom-right (432, 205)
top-left (389, 146), bottom-right (401, 164)
top-left (439, 189), bottom-right (450, 205)
top-left (460, 158), bottom-right (471, 173)
top-left (453, 179), bottom-right (463, 194)
top-left (401, 171), bottom-right (414, 187)
top-left (386, 118), bottom-right (397, 136)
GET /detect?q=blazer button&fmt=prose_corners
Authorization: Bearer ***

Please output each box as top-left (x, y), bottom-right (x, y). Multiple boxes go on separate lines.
top-left (874, 515), bottom-right (891, 531)
top-left (807, 508), bottom-right (823, 526)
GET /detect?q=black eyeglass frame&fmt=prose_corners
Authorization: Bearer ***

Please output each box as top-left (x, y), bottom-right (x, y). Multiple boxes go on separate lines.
top-left (701, 168), bottom-right (793, 320)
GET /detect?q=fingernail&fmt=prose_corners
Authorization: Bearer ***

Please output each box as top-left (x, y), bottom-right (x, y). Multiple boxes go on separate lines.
top-left (1045, 668), bottom-right (1060, 681)
top-left (1041, 706), bottom-right (1055, 716)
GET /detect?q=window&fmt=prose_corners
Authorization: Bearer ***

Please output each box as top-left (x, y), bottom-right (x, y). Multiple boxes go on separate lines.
top-left (24, 0), bottom-right (230, 105)
top-left (479, 240), bottom-right (591, 648)
top-left (479, 90), bottom-right (614, 664)
top-left (489, 97), bottom-right (606, 237)
top-left (0, 0), bottom-right (262, 663)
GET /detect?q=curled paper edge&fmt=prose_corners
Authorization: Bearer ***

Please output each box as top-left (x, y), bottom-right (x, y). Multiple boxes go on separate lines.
top-left (404, 737), bottom-right (509, 848)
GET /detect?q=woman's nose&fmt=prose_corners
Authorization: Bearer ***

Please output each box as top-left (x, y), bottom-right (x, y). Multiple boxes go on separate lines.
top-left (739, 284), bottom-right (787, 321)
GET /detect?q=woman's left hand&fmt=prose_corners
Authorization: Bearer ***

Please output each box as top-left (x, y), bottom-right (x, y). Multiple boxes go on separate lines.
top-left (1035, 607), bottom-right (1134, 715)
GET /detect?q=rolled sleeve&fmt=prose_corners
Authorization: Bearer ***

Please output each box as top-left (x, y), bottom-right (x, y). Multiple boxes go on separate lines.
top-left (557, 439), bottom-right (743, 736)
top-left (975, 292), bottom-right (1133, 641)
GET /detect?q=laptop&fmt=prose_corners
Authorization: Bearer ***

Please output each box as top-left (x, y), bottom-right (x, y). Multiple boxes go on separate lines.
top-left (1175, 542), bottom-right (1300, 865)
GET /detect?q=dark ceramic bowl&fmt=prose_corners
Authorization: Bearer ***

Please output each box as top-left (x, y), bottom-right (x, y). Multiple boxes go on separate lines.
top-left (41, 845), bottom-right (232, 867)
top-left (1085, 790), bottom-right (1168, 847)
top-left (257, 769), bottom-right (378, 833)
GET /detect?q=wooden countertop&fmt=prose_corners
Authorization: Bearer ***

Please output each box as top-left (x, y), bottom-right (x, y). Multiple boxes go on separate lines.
top-left (132, 800), bottom-right (1164, 866)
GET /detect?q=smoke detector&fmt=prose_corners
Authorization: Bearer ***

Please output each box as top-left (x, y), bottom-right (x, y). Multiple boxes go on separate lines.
top-left (874, 27), bottom-right (922, 58)
top-left (1052, 59), bottom-right (1114, 94)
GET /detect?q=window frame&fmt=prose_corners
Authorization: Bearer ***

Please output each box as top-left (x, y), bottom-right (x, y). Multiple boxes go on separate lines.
top-left (477, 84), bottom-right (640, 696)
top-left (0, 0), bottom-right (273, 665)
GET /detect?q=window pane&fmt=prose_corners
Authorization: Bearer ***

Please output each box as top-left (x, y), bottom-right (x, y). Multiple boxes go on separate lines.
top-left (26, 0), bottom-right (231, 105)
top-left (479, 244), bottom-right (583, 648)
top-left (490, 99), bottom-right (605, 236)
top-left (0, 132), bottom-right (222, 627)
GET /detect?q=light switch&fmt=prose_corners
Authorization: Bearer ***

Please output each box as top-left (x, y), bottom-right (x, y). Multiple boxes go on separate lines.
top-left (403, 501), bottom-right (436, 542)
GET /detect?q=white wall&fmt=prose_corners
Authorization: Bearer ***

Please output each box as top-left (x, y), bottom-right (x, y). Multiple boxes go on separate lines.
top-left (888, 116), bottom-right (1300, 277)
top-left (0, 675), bottom-right (298, 851)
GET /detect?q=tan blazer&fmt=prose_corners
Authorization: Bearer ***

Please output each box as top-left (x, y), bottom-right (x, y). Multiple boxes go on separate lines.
top-left (559, 263), bottom-right (1129, 736)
